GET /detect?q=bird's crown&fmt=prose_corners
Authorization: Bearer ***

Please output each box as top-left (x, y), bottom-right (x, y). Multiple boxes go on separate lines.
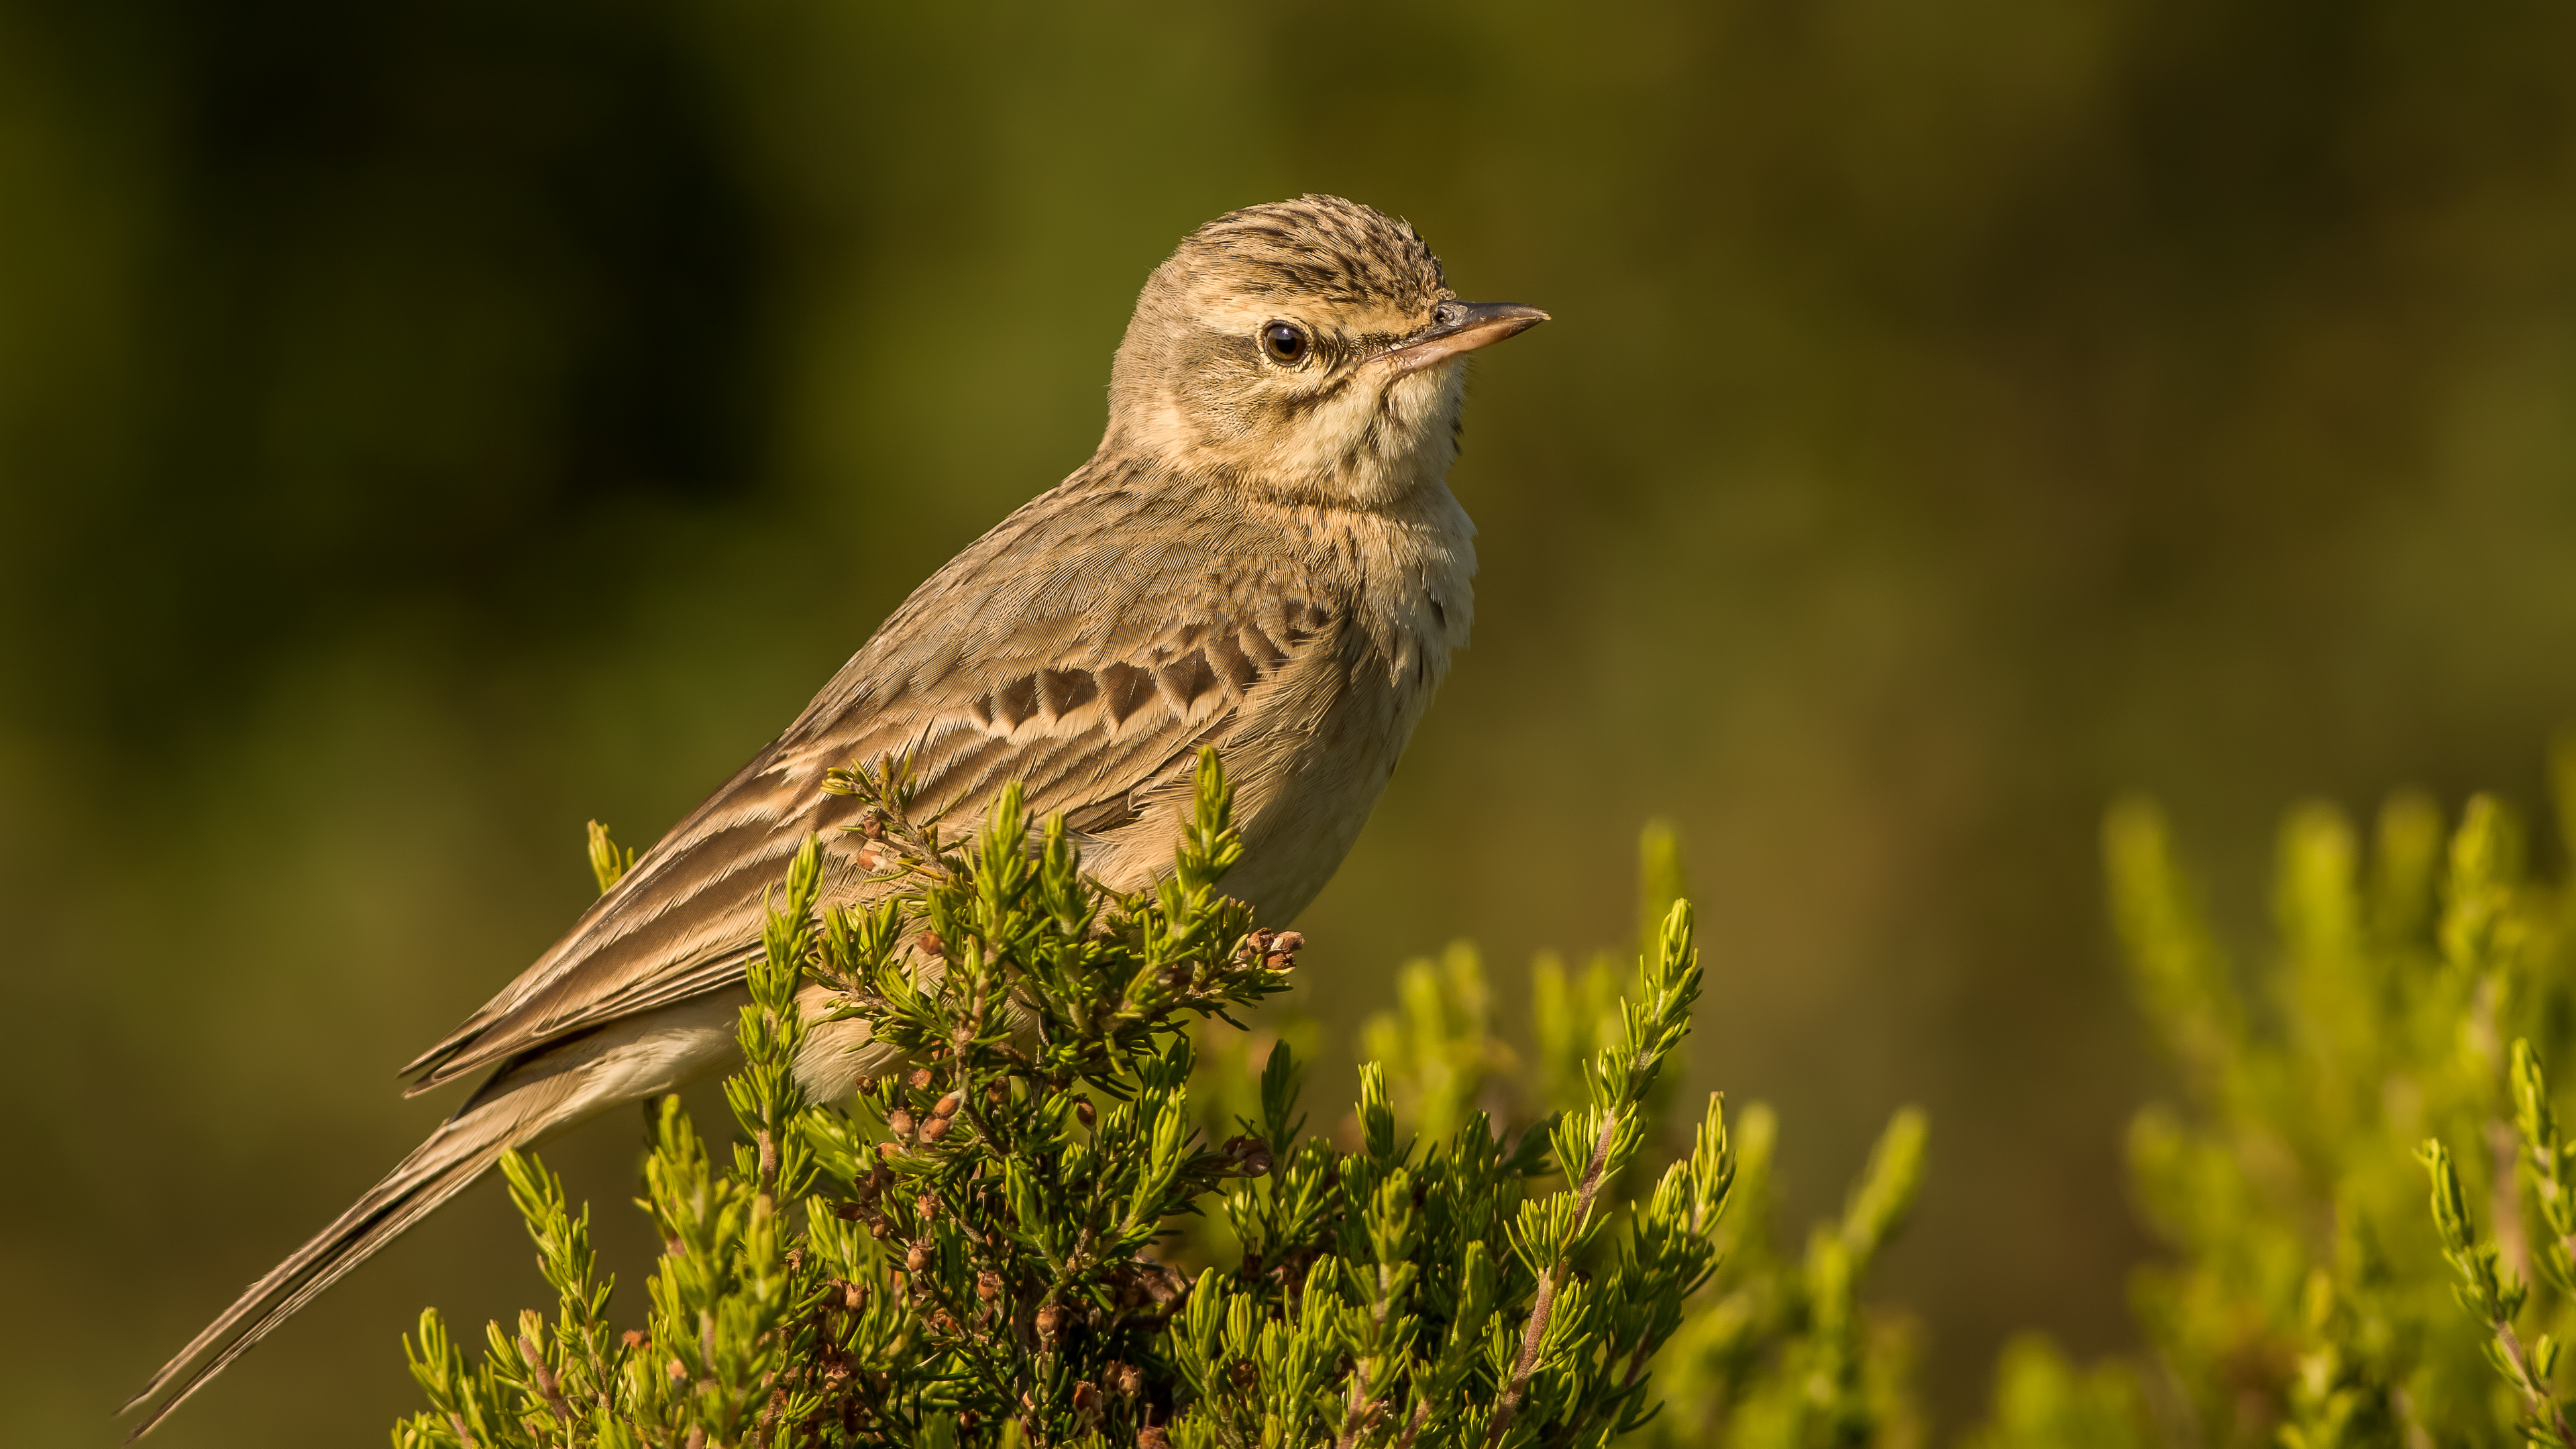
top-left (1181, 195), bottom-right (1450, 314)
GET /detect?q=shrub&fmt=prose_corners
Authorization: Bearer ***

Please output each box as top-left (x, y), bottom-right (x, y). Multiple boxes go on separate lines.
top-left (407, 738), bottom-right (2576, 1449)
top-left (1978, 741), bottom-right (2576, 1449)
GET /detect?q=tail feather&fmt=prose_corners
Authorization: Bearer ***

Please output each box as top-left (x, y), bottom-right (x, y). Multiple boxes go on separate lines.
top-left (120, 1082), bottom-right (564, 1441)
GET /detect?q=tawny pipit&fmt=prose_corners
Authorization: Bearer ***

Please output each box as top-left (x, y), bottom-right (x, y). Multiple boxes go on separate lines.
top-left (127, 194), bottom-right (1544, 1435)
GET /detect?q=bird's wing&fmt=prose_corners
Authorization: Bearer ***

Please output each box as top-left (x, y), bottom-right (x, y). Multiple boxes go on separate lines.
top-left (402, 477), bottom-right (1338, 1093)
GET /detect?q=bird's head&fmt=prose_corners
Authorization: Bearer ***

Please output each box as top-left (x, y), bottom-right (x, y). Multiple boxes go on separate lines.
top-left (1104, 195), bottom-right (1546, 509)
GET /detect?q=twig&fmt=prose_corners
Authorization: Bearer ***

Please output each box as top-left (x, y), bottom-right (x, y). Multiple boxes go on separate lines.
top-left (1390, 1397), bottom-right (1434, 1449)
top-left (2490, 1316), bottom-right (2576, 1449)
top-left (517, 1333), bottom-right (574, 1425)
top-left (1485, 1108), bottom-right (1623, 1448)
top-left (1333, 1368), bottom-right (1388, 1449)
top-left (2491, 1118), bottom-right (2534, 1287)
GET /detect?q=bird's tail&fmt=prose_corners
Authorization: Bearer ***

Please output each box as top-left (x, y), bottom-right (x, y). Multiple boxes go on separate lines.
top-left (119, 1071), bottom-right (574, 1442)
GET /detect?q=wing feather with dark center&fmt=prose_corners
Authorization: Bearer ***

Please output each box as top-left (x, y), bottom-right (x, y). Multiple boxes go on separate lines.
top-left (402, 471), bottom-right (1336, 1093)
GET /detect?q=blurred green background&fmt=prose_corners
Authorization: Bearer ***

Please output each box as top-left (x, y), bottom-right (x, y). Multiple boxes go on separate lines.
top-left (7, 1), bottom-right (2576, 1443)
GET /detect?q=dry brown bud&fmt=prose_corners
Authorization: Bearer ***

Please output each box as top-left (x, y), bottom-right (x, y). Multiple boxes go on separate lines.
top-left (1113, 1362), bottom-right (1144, 1397)
top-left (1072, 1381), bottom-right (1103, 1415)
top-left (885, 1108), bottom-right (916, 1139)
top-left (987, 1082), bottom-right (1008, 1105)
top-left (1075, 1098), bottom-right (1096, 1129)
top-left (919, 1114), bottom-right (953, 1144)
top-left (667, 1358), bottom-right (688, 1381)
top-left (1138, 1428), bottom-right (1170, 1449)
top-left (875, 1140), bottom-right (902, 1164)
top-left (1142, 1262), bottom-right (1189, 1307)
top-left (621, 1330), bottom-right (646, 1348)
top-left (1223, 1134), bottom-right (1274, 1177)
top-left (905, 1240), bottom-right (933, 1274)
top-left (914, 930), bottom-right (946, 959)
top-left (844, 1281), bottom-right (867, 1310)
top-left (933, 1089), bottom-right (965, 1117)
top-left (1035, 1304), bottom-right (1067, 1342)
top-left (915, 1191), bottom-right (940, 1220)
top-left (976, 1271), bottom-right (1002, 1302)
top-left (908, 1067), bottom-right (937, 1090)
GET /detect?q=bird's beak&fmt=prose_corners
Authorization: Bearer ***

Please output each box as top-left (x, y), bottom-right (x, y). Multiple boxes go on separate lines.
top-left (1379, 301), bottom-right (1551, 374)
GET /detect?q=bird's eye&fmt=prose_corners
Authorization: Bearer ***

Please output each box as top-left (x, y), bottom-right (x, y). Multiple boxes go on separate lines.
top-left (1260, 322), bottom-right (1309, 364)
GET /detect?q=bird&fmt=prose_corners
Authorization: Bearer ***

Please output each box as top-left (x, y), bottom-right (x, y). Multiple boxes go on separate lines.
top-left (123, 193), bottom-right (1546, 1437)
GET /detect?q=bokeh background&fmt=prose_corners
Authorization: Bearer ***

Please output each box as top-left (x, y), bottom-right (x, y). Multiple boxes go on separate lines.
top-left (7, 1), bottom-right (2576, 1443)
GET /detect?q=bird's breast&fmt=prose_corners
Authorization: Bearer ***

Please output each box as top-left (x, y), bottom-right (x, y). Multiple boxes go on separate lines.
top-left (1173, 488), bottom-right (1475, 924)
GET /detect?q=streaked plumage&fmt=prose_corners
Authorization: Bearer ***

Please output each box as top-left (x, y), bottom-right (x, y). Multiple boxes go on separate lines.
top-left (125, 194), bottom-right (1544, 1438)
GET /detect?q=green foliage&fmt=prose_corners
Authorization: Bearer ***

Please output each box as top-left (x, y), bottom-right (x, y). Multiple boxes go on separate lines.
top-left (1635, 1104), bottom-right (1928, 1449)
top-left (396, 754), bottom-right (1294, 1448)
top-left (1962, 740), bottom-right (2576, 1449)
top-left (432, 735), bottom-right (2576, 1449)
top-left (393, 765), bottom-right (1813, 1449)
top-left (1171, 892), bottom-right (1735, 1449)
top-left (1361, 943), bottom-right (1515, 1152)
top-left (1961, 1338), bottom-right (2147, 1449)
top-left (1350, 837), bottom-right (1934, 1449)
top-left (396, 713), bottom-right (2576, 1449)
top-left (588, 821), bottom-right (636, 896)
